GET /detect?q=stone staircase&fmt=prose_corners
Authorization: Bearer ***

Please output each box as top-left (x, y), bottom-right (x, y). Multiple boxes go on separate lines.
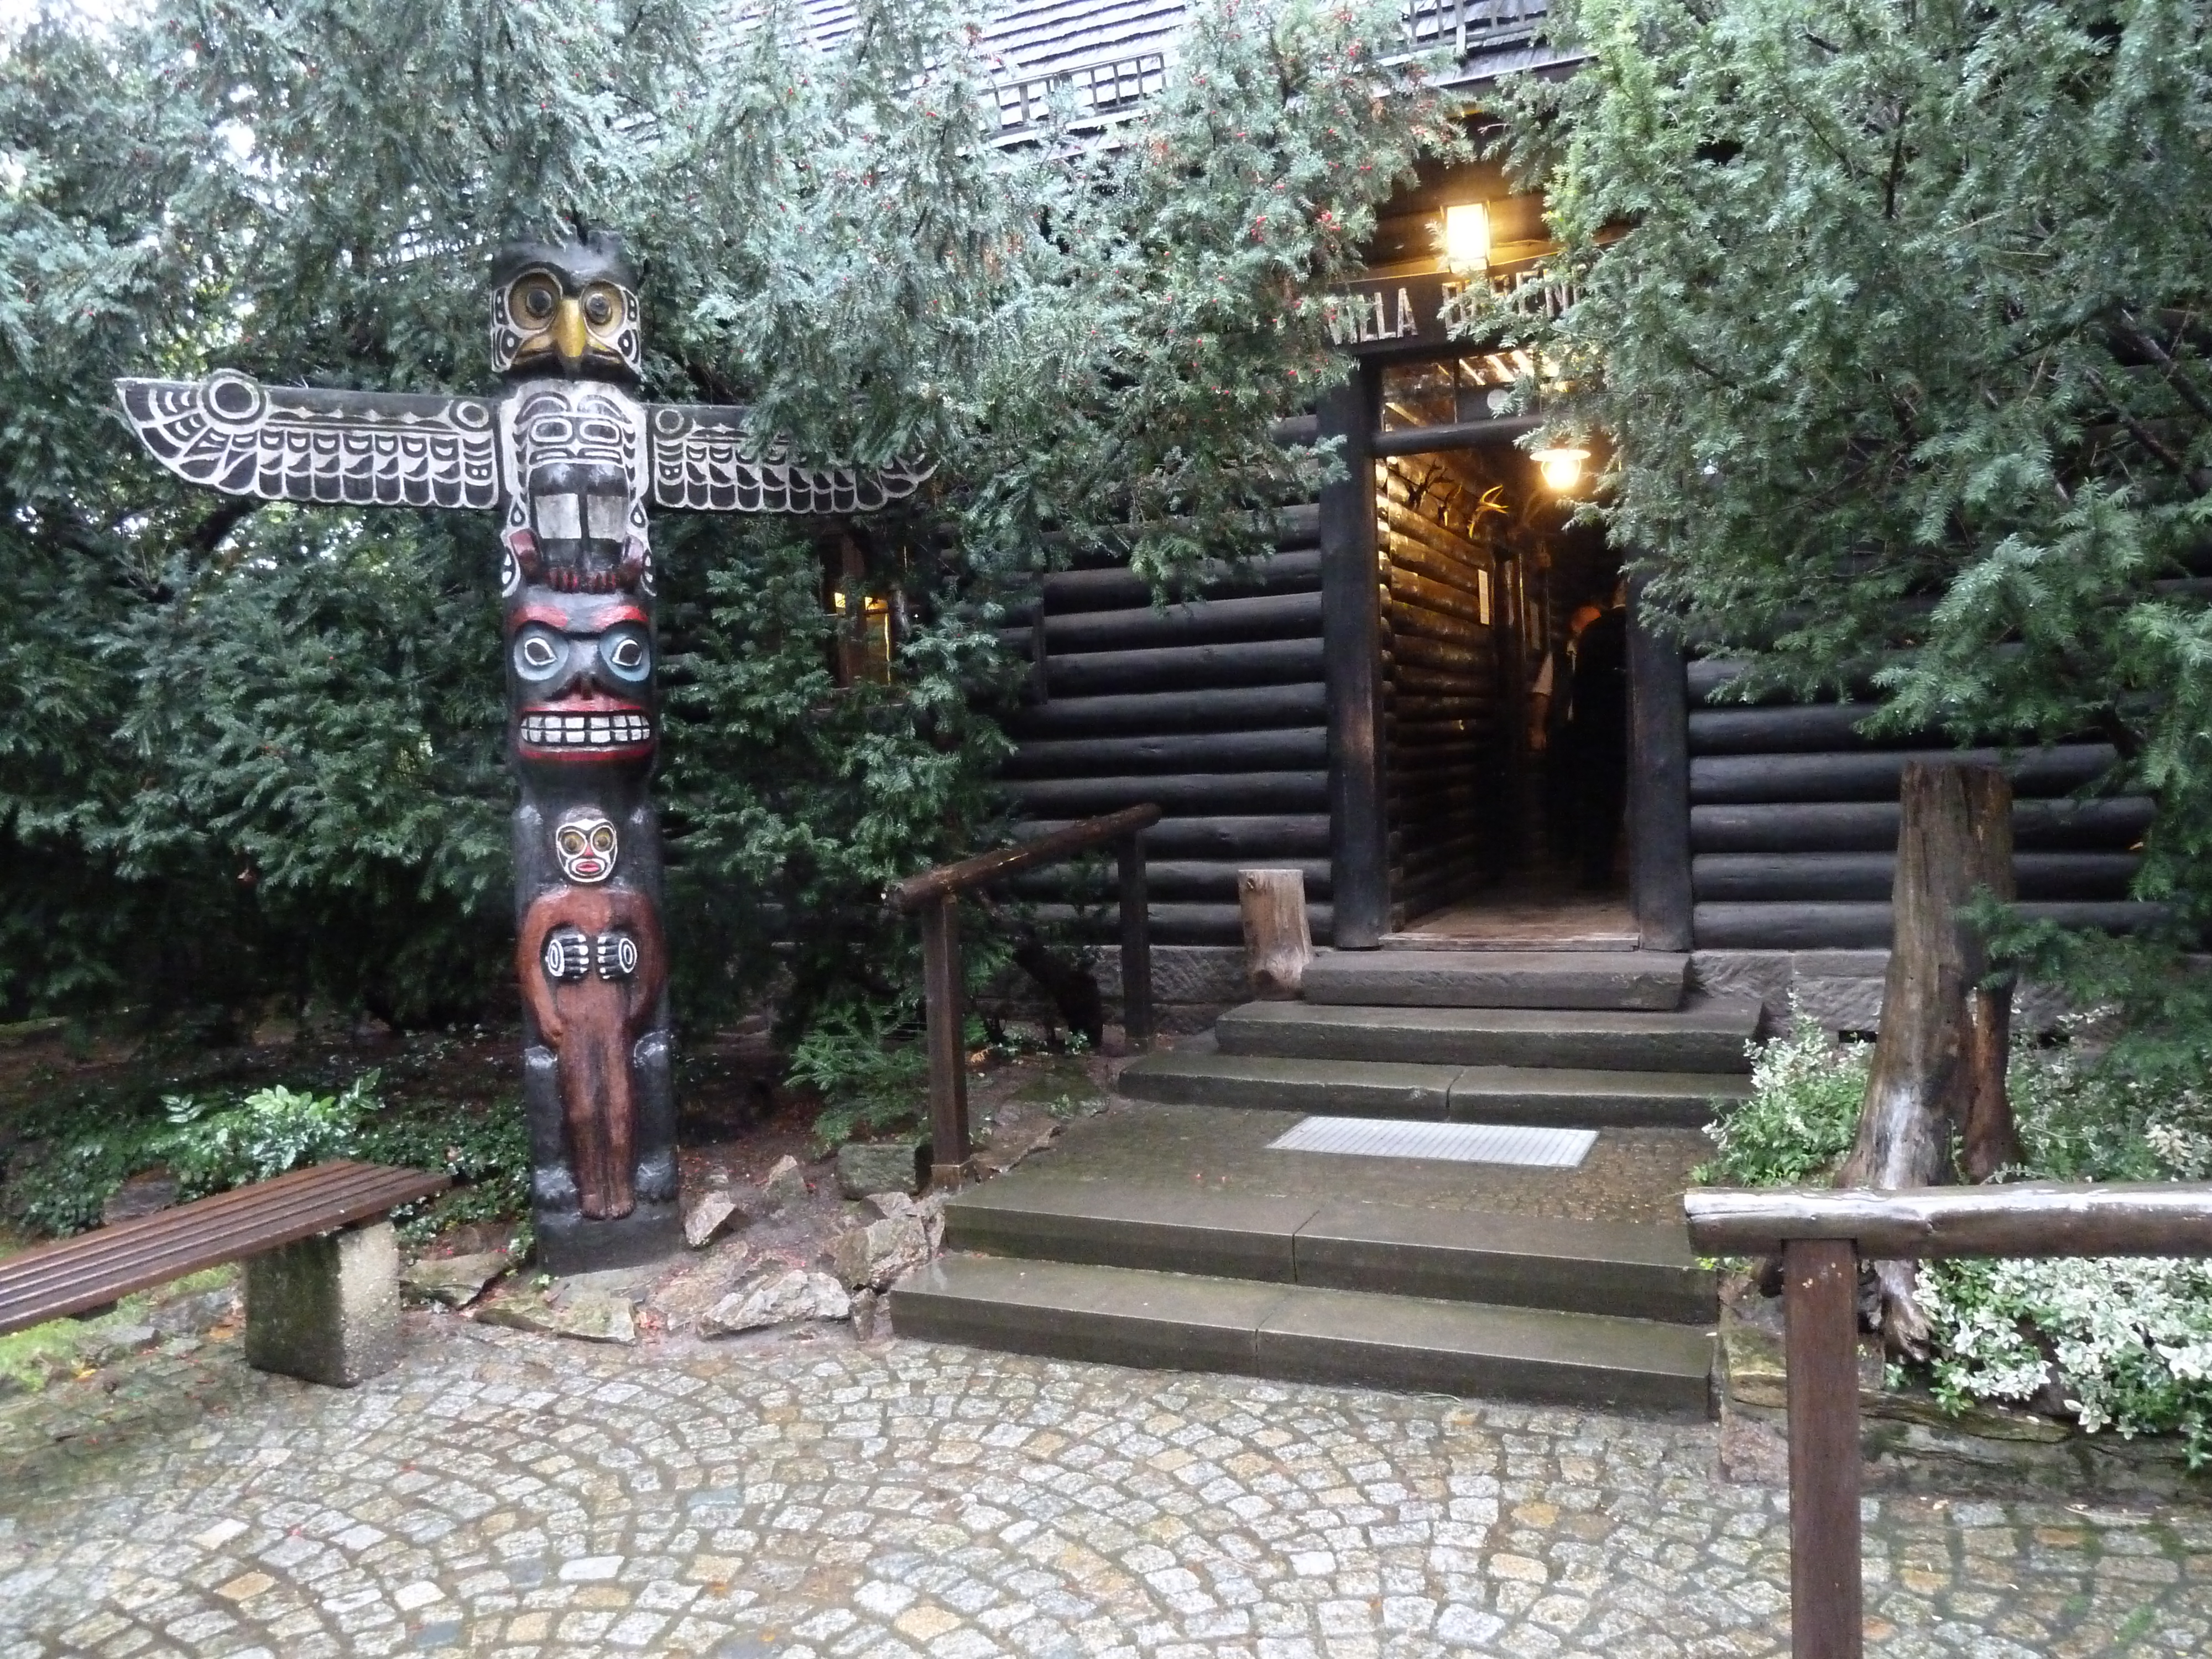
top-left (891, 950), bottom-right (1759, 1418)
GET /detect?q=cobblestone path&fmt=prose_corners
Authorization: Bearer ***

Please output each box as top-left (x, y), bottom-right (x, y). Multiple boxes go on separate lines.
top-left (3, 1316), bottom-right (2210, 1658)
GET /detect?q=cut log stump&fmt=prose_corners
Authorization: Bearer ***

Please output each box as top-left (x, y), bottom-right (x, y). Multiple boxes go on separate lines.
top-left (1238, 869), bottom-right (1314, 999)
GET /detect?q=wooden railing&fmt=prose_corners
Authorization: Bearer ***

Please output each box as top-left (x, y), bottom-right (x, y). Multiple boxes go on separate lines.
top-left (1684, 1182), bottom-right (2212, 1659)
top-left (888, 803), bottom-right (1162, 1190)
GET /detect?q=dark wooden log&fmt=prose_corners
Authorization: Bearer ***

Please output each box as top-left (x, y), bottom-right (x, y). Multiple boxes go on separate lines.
top-left (1046, 504), bottom-right (1323, 569)
top-left (1020, 813), bottom-right (1333, 859)
top-left (1003, 727), bottom-right (1331, 779)
top-left (1008, 858), bottom-right (1332, 902)
top-left (1629, 582), bottom-right (1693, 953)
top-left (1378, 501), bottom-right (1486, 564)
top-left (1008, 771), bottom-right (1330, 816)
top-left (1380, 533), bottom-right (1490, 599)
top-left (1387, 634), bottom-right (1493, 674)
top-left (1322, 371), bottom-right (1389, 949)
top-left (1038, 590), bottom-right (1325, 654)
top-left (1785, 1238), bottom-right (1864, 1659)
top-left (1272, 413), bottom-right (1321, 447)
top-left (1026, 900), bottom-right (1332, 946)
top-left (1694, 851), bottom-right (2141, 902)
top-left (1386, 564), bottom-right (1486, 625)
top-left (1239, 869), bottom-right (1314, 998)
top-left (1031, 546), bottom-right (1322, 617)
top-left (1688, 1181), bottom-right (2212, 1259)
top-left (1118, 834), bottom-right (1153, 1047)
top-left (1389, 663), bottom-right (1498, 697)
top-left (1688, 703), bottom-right (1887, 755)
top-left (888, 804), bottom-right (1163, 911)
top-left (1008, 681), bottom-right (1328, 740)
top-left (1048, 637), bottom-right (1327, 697)
top-left (1691, 745), bottom-right (2118, 805)
top-left (1694, 899), bottom-right (2164, 950)
top-left (1838, 761), bottom-right (2015, 1353)
top-left (919, 895), bottom-right (973, 1190)
top-left (1370, 414), bottom-right (1542, 455)
top-left (1691, 797), bottom-right (2156, 852)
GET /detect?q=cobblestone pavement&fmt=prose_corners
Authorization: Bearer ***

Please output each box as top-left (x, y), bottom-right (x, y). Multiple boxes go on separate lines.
top-left (4, 1315), bottom-right (2211, 1658)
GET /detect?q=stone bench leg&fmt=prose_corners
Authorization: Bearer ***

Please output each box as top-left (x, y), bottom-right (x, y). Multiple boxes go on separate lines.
top-left (243, 1219), bottom-right (401, 1386)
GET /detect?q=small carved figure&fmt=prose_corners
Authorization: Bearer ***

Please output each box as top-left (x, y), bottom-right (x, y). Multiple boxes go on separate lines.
top-left (516, 812), bottom-right (666, 1219)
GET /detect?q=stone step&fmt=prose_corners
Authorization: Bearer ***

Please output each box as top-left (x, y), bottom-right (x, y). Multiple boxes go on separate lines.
top-left (1303, 950), bottom-right (1689, 1011)
top-left (945, 1177), bottom-right (1717, 1323)
top-left (1214, 998), bottom-right (1761, 1073)
top-left (892, 1254), bottom-right (1715, 1417)
top-left (1114, 1048), bottom-right (1747, 1126)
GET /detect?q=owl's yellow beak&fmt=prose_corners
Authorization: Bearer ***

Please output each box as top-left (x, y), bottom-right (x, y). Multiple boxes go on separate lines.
top-left (554, 296), bottom-right (588, 372)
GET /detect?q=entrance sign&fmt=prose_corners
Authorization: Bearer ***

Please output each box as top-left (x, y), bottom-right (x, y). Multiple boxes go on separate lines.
top-left (1324, 265), bottom-right (1577, 356)
top-left (118, 232), bottom-right (928, 1272)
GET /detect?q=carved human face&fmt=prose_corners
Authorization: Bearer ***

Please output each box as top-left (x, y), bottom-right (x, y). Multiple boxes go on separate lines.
top-left (507, 592), bottom-right (656, 768)
top-left (555, 812), bottom-right (618, 884)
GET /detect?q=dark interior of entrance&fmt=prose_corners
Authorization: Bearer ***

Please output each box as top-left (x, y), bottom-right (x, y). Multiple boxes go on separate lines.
top-left (1376, 429), bottom-right (1629, 942)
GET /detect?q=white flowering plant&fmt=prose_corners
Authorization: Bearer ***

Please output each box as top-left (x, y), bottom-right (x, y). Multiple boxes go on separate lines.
top-left (1705, 1003), bottom-right (2212, 1460)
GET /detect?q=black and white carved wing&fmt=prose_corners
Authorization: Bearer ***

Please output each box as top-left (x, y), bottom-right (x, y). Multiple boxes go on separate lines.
top-left (115, 371), bottom-right (502, 509)
top-left (647, 404), bottom-right (932, 514)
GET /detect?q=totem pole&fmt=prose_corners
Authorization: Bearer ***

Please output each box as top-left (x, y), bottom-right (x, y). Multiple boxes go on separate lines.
top-left (117, 232), bottom-right (926, 1272)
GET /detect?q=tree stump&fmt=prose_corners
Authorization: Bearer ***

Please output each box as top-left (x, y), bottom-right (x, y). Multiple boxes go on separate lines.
top-left (1238, 869), bottom-right (1314, 999)
top-left (1839, 759), bottom-right (2019, 1353)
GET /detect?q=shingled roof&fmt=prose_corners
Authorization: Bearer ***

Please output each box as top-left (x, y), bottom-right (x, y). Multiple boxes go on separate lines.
top-left (783, 1), bottom-right (1576, 139)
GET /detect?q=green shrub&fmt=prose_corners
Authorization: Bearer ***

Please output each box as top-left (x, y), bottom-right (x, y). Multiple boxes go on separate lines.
top-left (1698, 1006), bottom-right (1870, 1188)
top-left (786, 1000), bottom-right (931, 1150)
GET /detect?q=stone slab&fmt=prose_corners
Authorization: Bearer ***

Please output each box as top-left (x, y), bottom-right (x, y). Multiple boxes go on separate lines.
top-left (1254, 1284), bottom-right (1714, 1416)
top-left (243, 1220), bottom-right (400, 1387)
top-left (1115, 1049), bottom-right (1459, 1117)
top-left (1294, 1202), bottom-right (1715, 1323)
top-left (1301, 951), bottom-right (1688, 1011)
top-left (534, 1199), bottom-right (682, 1278)
top-left (836, 1140), bottom-right (927, 1198)
top-left (947, 1178), bottom-right (1317, 1281)
top-left (1214, 998), bottom-right (1761, 1072)
top-left (1444, 1066), bottom-right (1749, 1128)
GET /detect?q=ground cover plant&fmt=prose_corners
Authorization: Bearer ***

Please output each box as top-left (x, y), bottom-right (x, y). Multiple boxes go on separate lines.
top-left (1704, 1001), bottom-right (2212, 1462)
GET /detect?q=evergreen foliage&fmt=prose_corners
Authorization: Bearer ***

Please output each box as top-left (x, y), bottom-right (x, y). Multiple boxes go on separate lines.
top-left (0, 0), bottom-right (1452, 1032)
top-left (1477, 0), bottom-right (2212, 917)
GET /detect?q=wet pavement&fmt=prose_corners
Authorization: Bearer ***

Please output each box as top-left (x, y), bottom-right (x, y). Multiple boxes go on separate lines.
top-left (4, 1312), bottom-right (2211, 1657)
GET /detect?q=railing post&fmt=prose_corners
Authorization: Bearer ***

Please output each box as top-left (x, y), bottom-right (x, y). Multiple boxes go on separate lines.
top-left (1785, 1237), bottom-right (1864, 1659)
top-left (1118, 831), bottom-right (1153, 1050)
top-left (919, 893), bottom-right (972, 1190)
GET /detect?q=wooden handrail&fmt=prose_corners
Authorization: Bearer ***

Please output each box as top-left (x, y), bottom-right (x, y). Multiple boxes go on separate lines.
top-left (886, 804), bottom-right (1162, 911)
top-left (890, 804), bottom-right (1162, 1190)
top-left (1685, 1182), bottom-right (2212, 1260)
top-left (1692, 1179), bottom-right (2212, 1659)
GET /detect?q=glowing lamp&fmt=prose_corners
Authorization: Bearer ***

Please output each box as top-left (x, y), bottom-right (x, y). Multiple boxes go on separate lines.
top-left (1533, 445), bottom-right (1590, 494)
top-left (1442, 201), bottom-right (1491, 273)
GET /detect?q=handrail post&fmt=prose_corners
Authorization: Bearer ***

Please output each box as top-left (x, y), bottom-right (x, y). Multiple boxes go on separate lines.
top-left (919, 893), bottom-right (972, 1190)
top-left (1118, 830), bottom-right (1153, 1050)
top-left (1785, 1237), bottom-right (1863, 1659)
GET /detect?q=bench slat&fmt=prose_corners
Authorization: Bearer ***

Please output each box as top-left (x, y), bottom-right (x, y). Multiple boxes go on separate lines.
top-left (0, 1161), bottom-right (450, 1335)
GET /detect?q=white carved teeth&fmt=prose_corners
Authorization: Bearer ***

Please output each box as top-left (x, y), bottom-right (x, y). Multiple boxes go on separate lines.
top-left (520, 713), bottom-right (653, 748)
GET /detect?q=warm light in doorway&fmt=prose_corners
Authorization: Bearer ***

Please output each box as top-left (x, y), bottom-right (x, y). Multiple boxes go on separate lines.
top-left (1533, 445), bottom-right (1591, 494)
top-left (1442, 202), bottom-right (1491, 273)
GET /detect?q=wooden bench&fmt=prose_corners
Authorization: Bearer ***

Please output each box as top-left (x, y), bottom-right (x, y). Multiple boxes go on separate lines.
top-left (0, 1160), bottom-right (448, 1386)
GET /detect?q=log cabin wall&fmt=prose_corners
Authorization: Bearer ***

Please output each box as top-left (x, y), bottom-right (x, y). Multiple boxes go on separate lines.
top-left (999, 504), bottom-right (1333, 945)
top-left (1376, 456), bottom-right (1503, 928)
top-left (1686, 658), bottom-right (2154, 949)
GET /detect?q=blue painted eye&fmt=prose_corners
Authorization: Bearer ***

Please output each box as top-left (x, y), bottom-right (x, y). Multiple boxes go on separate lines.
top-left (513, 625), bottom-right (566, 681)
top-left (600, 625), bottom-right (652, 684)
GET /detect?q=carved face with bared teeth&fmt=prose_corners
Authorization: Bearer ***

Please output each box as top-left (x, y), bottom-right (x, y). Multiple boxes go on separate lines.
top-left (505, 589), bottom-right (656, 772)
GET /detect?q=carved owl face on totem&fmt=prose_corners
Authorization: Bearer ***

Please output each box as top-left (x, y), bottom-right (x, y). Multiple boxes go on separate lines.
top-left (489, 232), bottom-right (643, 384)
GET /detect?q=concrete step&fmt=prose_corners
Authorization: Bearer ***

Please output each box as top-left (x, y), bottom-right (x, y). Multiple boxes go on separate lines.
top-left (945, 1177), bottom-right (1717, 1323)
top-left (1115, 1048), bottom-right (1747, 1126)
top-left (1303, 950), bottom-right (1688, 1011)
top-left (1214, 997), bottom-right (1761, 1072)
top-left (893, 1254), bottom-right (1715, 1417)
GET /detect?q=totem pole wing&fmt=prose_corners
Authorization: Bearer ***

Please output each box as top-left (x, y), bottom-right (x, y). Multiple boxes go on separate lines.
top-left (645, 403), bottom-right (932, 514)
top-left (115, 372), bottom-right (502, 510)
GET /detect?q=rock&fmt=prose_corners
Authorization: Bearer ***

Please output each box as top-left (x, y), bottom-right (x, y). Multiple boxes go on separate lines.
top-left (828, 1213), bottom-right (932, 1292)
top-left (762, 1155), bottom-right (810, 1213)
top-left (76, 1323), bottom-right (159, 1368)
top-left (477, 1289), bottom-right (637, 1345)
top-left (400, 1251), bottom-right (512, 1308)
top-left (684, 1189), bottom-right (743, 1249)
top-left (978, 1113), bottom-right (1062, 1176)
top-left (914, 1191), bottom-right (950, 1253)
top-left (102, 1169), bottom-right (179, 1226)
top-left (698, 1269), bottom-right (849, 1337)
top-left (149, 1286), bottom-right (238, 1338)
top-left (861, 1191), bottom-right (916, 1222)
top-left (835, 1139), bottom-right (926, 1199)
top-left (351, 1014), bottom-right (395, 1044)
top-left (851, 1287), bottom-right (880, 1340)
top-left (249, 1015), bottom-right (301, 1047)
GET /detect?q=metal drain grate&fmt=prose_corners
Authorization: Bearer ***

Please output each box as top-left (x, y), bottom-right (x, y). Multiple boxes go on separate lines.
top-left (1265, 1117), bottom-right (1597, 1168)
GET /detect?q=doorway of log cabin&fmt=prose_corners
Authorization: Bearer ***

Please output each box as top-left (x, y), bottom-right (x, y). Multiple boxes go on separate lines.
top-left (1374, 359), bottom-right (1632, 948)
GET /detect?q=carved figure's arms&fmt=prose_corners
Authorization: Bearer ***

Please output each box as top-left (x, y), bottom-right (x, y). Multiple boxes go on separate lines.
top-left (645, 403), bottom-right (932, 514)
top-left (515, 895), bottom-right (567, 1046)
top-left (116, 371), bottom-right (502, 510)
top-left (624, 892), bottom-right (668, 1025)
